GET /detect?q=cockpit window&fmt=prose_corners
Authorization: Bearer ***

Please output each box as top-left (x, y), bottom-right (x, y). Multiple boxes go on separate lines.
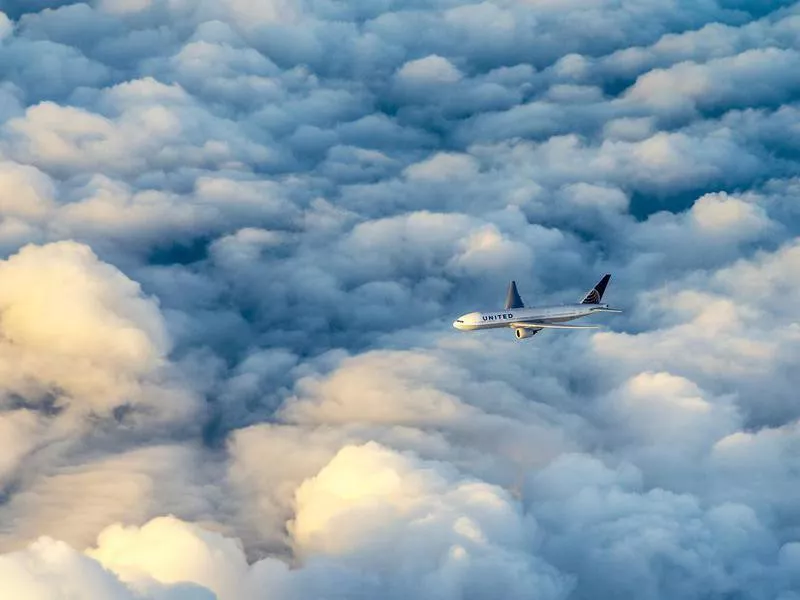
top-left (456, 320), bottom-right (464, 323)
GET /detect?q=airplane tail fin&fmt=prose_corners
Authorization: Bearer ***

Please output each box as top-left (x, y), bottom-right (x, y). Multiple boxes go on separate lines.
top-left (580, 274), bottom-right (611, 304)
top-left (505, 281), bottom-right (524, 310)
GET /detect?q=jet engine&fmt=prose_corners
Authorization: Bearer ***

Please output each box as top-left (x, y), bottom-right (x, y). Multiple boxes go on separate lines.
top-left (514, 327), bottom-right (537, 339)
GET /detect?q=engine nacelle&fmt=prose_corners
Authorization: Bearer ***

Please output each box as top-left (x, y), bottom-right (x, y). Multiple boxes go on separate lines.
top-left (514, 327), bottom-right (536, 339)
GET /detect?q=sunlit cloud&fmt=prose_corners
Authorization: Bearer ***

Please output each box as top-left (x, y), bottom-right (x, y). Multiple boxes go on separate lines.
top-left (0, 1), bottom-right (798, 598)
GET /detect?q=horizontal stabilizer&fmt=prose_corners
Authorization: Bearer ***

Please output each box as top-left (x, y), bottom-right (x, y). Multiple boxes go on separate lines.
top-left (513, 322), bottom-right (599, 330)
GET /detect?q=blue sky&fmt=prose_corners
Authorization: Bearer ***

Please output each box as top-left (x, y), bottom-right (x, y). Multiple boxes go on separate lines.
top-left (0, 1), bottom-right (798, 599)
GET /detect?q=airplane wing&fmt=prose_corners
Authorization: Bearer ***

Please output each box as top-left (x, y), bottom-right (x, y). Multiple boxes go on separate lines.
top-left (512, 322), bottom-right (599, 329)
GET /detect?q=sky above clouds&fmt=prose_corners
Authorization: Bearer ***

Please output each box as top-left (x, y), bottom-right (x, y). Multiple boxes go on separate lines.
top-left (0, 0), bottom-right (798, 598)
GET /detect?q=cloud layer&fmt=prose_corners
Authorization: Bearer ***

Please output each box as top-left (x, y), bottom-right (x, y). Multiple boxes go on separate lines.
top-left (0, 1), bottom-right (798, 599)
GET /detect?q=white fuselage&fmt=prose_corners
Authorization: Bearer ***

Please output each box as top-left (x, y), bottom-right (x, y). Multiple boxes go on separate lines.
top-left (452, 303), bottom-right (611, 331)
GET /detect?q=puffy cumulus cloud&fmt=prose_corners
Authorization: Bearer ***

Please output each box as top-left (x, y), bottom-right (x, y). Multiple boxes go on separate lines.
top-left (0, 1), bottom-right (799, 600)
top-left (0, 11), bottom-right (13, 40)
top-left (0, 240), bottom-right (208, 552)
top-left (396, 54), bottom-right (464, 84)
top-left (0, 242), bottom-right (181, 407)
top-left (708, 419), bottom-right (800, 524)
top-left (226, 422), bottom-right (349, 554)
top-left (222, 336), bottom-right (607, 554)
top-left (0, 95), bottom-right (297, 257)
top-left (240, 343), bottom-right (593, 502)
top-left (593, 237), bottom-right (800, 428)
top-left (608, 191), bottom-right (780, 281)
top-left (595, 371), bottom-right (742, 493)
top-left (361, 0), bottom-right (746, 77)
top-left (0, 240), bottom-right (201, 506)
top-left (0, 444), bottom-right (223, 553)
top-left (203, 208), bottom-right (574, 352)
top-left (0, 409), bottom-right (44, 484)
top-left (524, 453), bottom-right (793, 600)
top-left (0, 160), bottom-right (56, 220)
top-left (469, 128), bottom-right (767, 200)
top-left (0, 36), bottom-right (113, 103)
top-left (389, 61), bottom-right (534, 123)
top-left (403, 151), bottom-right (480, 181)
top-left (68, 443), bottom-right (574, 600)
top-left (1, 467), bottom-right (572, 600)
top-left (611, 372), bottom-right (737, 441)
top-left (85, 516), bottom-right (259, 599)
top-left (213, 231), bottom-right (800, 597)
top-left (595, 8), bottom-right (800, 87)
top-left (53, 173), bottom-right (297, 258)
top-left (0, 532), bottom-right (214, 599)
top-left (2, 78), bottom-right (282, 180)
top-left (97, 0), bottom-right (156, 15)
top-left (687, 191), bottom-right (772, 237)
top-left (623, 47), bottom-right (800, 118)
top-left (0, 442), bottom-right (576, 600)
top-left (288, 441), bottom-right (573, 598)
top-left (8, 434), bottom-right (800, 600)
top-left (0, 241), bottom-right (196, 423)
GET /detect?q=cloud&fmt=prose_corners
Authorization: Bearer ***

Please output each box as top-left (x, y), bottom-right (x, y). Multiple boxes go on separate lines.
top-left (403, 152), bottom-right (479, 181)
top-left (688, 191), bottom-right (772, 237)
top-left (524, 453), bottom-right (788, 600)
top-left (2, 77), bottom-right (282, 180)
top-left (288, 441), bottom-right (573, 599)
top-left (98, 0), bottom-right (155, 15)
top-left (2, 443), bottom-right (575, 600)
top-left (0, 443), bottom-right (225, 554)
top-left (0, 160), bottom-right (56, 219)
top-left (0, 532), bottom-right (215, 599)
top-left (0, 240), bottom-right (201, 519)
top-left (623, 48), bottom-right (800, 117)
top-left (87, 516), bottom-right (255, 600)
top-left (0, 1), bottom-right (798, 599)
top-left (396, 54), bottom-right (464, 84)
top-left (0, 241), bottom-right (197, 421)
top-left (0, 11), bottom-right (13, 40)
top-left (592, 237), bottom-right (800, 429)
top-left (597, 8), bottom-right (800, 86)
top-left (0, 409), bottom-right (43, 484)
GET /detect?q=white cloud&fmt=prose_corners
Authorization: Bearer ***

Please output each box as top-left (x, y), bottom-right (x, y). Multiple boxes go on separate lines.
top-left (289, 441), bottom-right (574, 599)
top-left (0, 443), bottom-right (221, 553)
top-left (0, 528), bottom-right (216, 599)
top-left (0, 11), bottom-right (13, 41)
top-left (624, 48), bottom-right (800, 116)
top-left (88, 516), bottom-right (252, 600)
top-left (0, 2), bottom-right (798, 599)
top-left (97, 0), bottom-right (155, 15)
top-left (396, 54), bottom-right (463, 84)
top-left (403, 152), bottom-right (479, 181)
top-left (0, 409), bottom-right (43, 485)
top-left (0, 241), bottom-right (199, 433)
top-left (0, 160), bottom-right (56, 219)
top-left (525, 452), bottom-right (784, 600)
top-left (689, 192), bottom-right (771, 238)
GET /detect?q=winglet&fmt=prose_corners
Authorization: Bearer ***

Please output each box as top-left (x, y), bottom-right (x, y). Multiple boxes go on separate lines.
top-left (581, 274), bottom-right (611, 304)
top-left (505, 281), bottom-right (524, 310)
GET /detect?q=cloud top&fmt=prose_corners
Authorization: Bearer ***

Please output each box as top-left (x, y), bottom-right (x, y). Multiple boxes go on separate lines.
top-left (0, 1), bottom-right (797, 599)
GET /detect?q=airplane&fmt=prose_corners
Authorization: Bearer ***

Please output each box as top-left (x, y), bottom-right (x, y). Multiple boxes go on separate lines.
top-left (452, 274), bottom-right (621, 339)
